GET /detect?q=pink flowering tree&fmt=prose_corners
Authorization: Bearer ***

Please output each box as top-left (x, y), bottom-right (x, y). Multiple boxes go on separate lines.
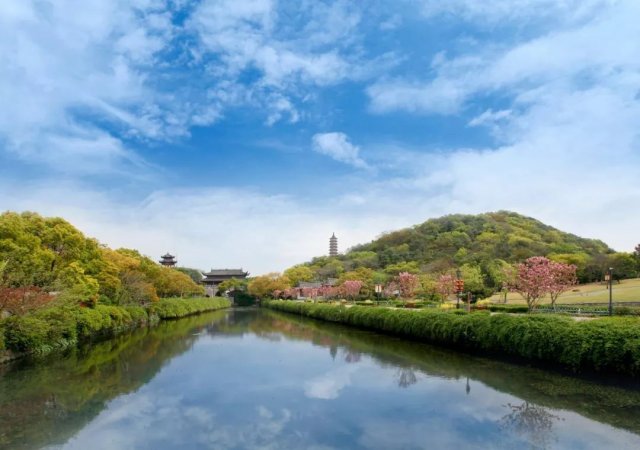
top-left (283, 288), bottom-right (298, 299)
top-left (272, 289), bottom-right (283, 299)
top-left (302, 287), bottom-right (319, 300)
top-left (384, 281), bottom-right (399, 298)
top-left (319, 285), bottom-right (338, 299)
top-left (509, 256), bottom-right (555, 311)
top-left (397, 272), bottom-right (419, 300)
top-left (436, 274), bottom-right (455, 303)
top-left (342, 280), bottom-right (364, 301)
top-left (548, 261), bottom-right (578, 309)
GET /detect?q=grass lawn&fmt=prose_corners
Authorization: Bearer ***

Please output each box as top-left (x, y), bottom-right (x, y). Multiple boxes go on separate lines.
top-left (488, 278), bottom-right (640, 304)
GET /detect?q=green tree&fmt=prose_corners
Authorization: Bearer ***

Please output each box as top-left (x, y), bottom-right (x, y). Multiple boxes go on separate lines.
top-left (247, 273), bottom-right (291, 299)
top-left (283, 265), bottom-right (314, 286)
top-left (218, 277), bottom-right (248, 294)
top-left (460, 264), bottom-right (487, 298)
top-left (176, 267), bottom-right (204, 284)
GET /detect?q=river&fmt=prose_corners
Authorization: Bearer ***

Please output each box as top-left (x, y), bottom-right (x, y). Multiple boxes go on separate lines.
top-left (1, 308), bottom-right (639, 449)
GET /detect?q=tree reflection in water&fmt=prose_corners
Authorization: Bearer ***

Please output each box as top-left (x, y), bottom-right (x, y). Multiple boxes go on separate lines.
top-left (500, 401), bottom-right (563, 449)
top-left (396, 368), bottom-right (418, 388)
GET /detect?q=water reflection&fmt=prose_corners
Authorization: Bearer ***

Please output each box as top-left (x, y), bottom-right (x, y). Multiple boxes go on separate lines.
top-left (500, 402), bottom-right (563, 450)
top-left (1, 308), bottom-right (639, 450)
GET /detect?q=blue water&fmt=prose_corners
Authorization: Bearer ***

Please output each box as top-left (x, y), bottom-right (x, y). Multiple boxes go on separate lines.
top-left (2, 308), bottom-right (639, 449)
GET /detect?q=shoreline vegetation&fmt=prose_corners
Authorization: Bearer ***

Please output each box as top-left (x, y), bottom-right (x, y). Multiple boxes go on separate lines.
top-left (263, 300), bottom-right (640, 377)
top-left (0, 297), bottom-right (230, 363)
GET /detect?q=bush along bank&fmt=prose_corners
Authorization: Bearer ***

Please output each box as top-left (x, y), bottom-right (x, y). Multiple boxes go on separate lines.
top-left (263, 300), bottom-right (640, 377)
top-left (1, 297), bottom-right (230, 360)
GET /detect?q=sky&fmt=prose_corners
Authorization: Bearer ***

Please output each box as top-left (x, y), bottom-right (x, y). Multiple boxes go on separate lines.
top-left (1, 0), bottom-right (639, 275)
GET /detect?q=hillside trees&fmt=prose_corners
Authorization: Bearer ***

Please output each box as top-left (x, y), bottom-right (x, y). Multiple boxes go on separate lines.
top-left (283, 265), bottom-right (314, 286)
top-left (0, 212), bottom-right (205, 316)
top-left (284, 211), bottom-right (623, 297)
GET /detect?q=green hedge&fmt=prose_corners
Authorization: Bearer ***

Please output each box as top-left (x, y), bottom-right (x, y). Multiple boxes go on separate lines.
top-left (152, 297), bottom-right (230, 319)
top-left (264, 300), bottom-right (640, 376)
top-left (1, 297), bottom-right (230, 356)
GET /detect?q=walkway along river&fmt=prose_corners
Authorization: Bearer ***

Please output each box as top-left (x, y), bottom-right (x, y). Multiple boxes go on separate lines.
top-left (1, 308), bottom-right (639, 449)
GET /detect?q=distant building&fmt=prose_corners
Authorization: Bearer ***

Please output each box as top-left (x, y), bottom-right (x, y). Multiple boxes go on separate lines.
top-left (159, 253), bottom-right (177, 267)
top-left (202, 269), bottom-right (249, 297)
top-left (329, 233), bottom-right (338, 257)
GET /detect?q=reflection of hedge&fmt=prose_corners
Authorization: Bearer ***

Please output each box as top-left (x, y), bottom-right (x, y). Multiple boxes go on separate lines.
top-left (2, 297), bottom-right (230, 356)
top-left (264, 300), bottom-right (640, 376)
top-left (259, 310), bottom-right (640, 435)
top-left (0, 310), bottom-right (229, 450)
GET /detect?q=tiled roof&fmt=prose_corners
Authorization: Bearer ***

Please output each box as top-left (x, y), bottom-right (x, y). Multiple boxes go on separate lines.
top-left (203, 269), bottom-right (248, 277)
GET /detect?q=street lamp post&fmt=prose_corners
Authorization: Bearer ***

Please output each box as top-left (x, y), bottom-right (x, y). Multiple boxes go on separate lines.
top-left (607, 267), bottom-right (614, 316)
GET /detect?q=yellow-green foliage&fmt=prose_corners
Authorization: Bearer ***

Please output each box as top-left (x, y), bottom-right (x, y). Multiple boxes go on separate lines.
top-left (0, 212), bottom-right (204, 309)
top-left (264, 300), bottom-right (640, 376)
top-left (153, 297), bottom-right (230, 319)
top-left (1, 297), bottom-right (230, 356)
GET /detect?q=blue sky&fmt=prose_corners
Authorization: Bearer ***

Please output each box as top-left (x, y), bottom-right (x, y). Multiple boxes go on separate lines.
top-left (1, 0), bottom-right (639, 274)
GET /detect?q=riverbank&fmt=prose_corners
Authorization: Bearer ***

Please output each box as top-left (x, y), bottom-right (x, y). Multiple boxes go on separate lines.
top-left (0, 297), bottom-right (230, 362)
top-left (263, 300), bottom-right (640, 377)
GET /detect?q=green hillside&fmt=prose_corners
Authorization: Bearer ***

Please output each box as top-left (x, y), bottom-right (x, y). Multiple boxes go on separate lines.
top-left (294, 211), bottom-right (638, 297)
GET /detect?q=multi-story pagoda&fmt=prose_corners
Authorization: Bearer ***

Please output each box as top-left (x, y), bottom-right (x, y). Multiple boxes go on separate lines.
top-left (159, 253), bottom-right (177, 267)
top-left (202, 269), bottom-right (249, 297)
top-left (329, 233), bottom-right (338, 257)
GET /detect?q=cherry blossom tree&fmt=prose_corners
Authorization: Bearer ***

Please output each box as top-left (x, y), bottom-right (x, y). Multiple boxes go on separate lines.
top-left (283, 288), bottom-right (298, 299)
top-left (272, 289), bottom-right (283, 299)
top-left (397, 272), bottom-right (419, 299)
top-left (509, 256), bottom-right (555, 311)
top-left (383, 281), bottom-right (399, 298)
top-left (342, 280), bottom-right (363, 301)
top-left (548, 261), bottom-right (578, 309)
top-left (301, 287), bottom-right (319, 300)
top-left (436, 274), bottom-right (455, 303)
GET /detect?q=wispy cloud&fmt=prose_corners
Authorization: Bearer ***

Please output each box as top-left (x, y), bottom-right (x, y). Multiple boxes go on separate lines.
top-left (312, 132), bottom-right (370, 169)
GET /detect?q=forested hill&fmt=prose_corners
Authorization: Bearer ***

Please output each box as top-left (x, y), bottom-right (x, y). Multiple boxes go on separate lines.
top-left (353, 211), bottom-right (612, 269)
top-left (294, 211), bottom-right (637, 290)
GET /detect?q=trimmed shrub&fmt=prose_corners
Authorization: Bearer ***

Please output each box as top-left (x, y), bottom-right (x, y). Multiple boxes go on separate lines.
top-left (264, 300), bottom-right (640, 376)
top-left (487, 304), bottom-right (530, 313)
top-left (153, 297), bottom-right (230, 320)
top-left (2, 297), bottom-right (230, 356)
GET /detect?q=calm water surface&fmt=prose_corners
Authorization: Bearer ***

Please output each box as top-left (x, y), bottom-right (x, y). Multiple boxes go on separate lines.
top-left (1, 308), bottom-right (640, 450)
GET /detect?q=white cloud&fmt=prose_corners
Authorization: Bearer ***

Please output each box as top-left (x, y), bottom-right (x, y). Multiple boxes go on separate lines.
top-left (305, 365), bottom-right (359, 400)
top-left (312, 132), bottom-right (370, 169)
top-left (368, 1), bottom-right (640, 115)
top-left (418, 0), bottom-right (614, 24)
top-left (0, 0), bottom-right (184, 173)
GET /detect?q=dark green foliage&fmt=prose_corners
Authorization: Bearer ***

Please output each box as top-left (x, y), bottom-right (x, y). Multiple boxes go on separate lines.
top-left (264, 300), bottom-right (640, 376)
top-left (232, 291), bottom-right (257, 306)
top-left (1, 297), bottom-right (230, 356)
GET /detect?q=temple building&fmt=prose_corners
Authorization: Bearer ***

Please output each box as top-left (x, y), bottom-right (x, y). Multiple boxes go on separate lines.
top-left (202, 269), bottom-right (249, 297)
top-left (159, 253), bottom-right (177, 267)
top-left (329, 233), bottom-right (338, 257)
